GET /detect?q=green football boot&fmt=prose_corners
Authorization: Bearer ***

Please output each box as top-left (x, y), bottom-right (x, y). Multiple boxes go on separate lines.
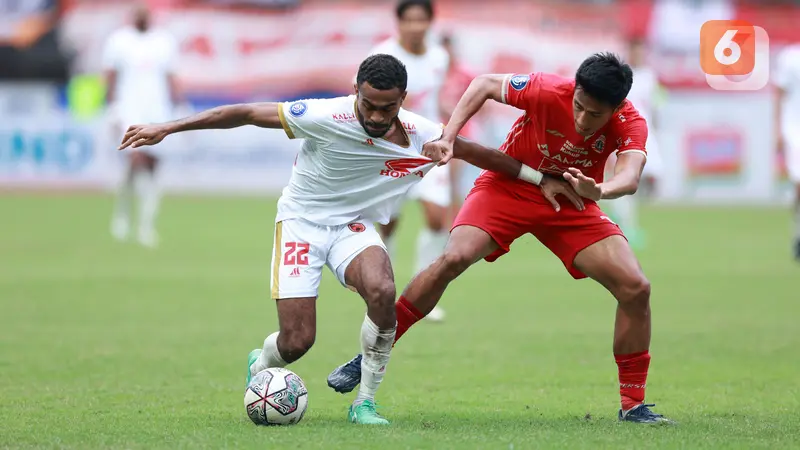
top-left (348, 399), bottom-right (389, 425)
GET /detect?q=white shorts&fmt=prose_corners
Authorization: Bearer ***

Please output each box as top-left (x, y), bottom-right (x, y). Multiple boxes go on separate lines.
top-left (407, 164), bottom-right (451, 208)
top-left (269, 218), bottom-right (386, 299)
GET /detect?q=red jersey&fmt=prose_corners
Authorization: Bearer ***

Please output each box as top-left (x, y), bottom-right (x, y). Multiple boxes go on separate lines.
top-left (476, 72), bottom-right (648, 197)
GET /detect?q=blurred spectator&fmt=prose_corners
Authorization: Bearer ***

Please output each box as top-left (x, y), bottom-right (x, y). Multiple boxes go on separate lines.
top-left (0, 0), bottom-right (70, 82)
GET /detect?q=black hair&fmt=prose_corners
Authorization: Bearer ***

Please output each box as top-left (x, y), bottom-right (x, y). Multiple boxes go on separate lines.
top-left (396, 0), bottom-right (434, 20)
top-left (356, 54), bottom-right (408, 92)
top-left (575, 52), bottom-right (633, 108)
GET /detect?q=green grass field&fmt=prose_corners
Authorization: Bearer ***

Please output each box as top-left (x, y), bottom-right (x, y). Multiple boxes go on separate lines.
top-left (1, 195), bottom-right (799, 449)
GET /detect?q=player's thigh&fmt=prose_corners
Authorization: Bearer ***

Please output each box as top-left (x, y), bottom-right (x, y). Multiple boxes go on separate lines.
top-left (572, 234), bottom-right (649, 299)
top-left (452, 186), bottom-right (530, 263)
top-left (270, 219), bottom-right (328, 300)
top-left (446, 225), bottom-right (499, 266)
top-left (327, 221), bottom-right (394, 296)
top-left (533, 202), bottom-right (626, 279)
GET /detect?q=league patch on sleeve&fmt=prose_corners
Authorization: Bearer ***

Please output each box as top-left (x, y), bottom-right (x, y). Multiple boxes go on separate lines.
top-left (510, 75), bottom-right (530, 91)
top-left (289, 101), bottom-right (307, 117)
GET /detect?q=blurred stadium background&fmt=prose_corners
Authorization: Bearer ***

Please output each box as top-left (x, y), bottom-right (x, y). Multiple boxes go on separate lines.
top-left (2, 0), bottom-right (800, 448)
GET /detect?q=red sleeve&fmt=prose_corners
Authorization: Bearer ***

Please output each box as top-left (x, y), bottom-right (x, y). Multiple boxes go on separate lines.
top-left (501, 72), bottom-right (541, 111)
top-left (613, 102), bottom-right (648, 157)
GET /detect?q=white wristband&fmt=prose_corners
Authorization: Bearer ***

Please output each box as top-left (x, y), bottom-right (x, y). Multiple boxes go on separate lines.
top-left (517, 164), bottom-right (543, 185)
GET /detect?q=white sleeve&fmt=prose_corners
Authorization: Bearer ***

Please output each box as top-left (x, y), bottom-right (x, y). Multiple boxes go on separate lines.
top-left (278, 99), bottom-right (329, 140)
top-left (411, 114), bottom-right (444, 153)
top-left (774, 48), bottom-right (797, 89)
top-left (101, 31), bottom-right (122, 71)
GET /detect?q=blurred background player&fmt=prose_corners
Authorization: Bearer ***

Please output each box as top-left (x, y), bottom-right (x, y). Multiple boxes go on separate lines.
top-left (774, 41), bottom-right (800, 261)
top-left (603, 37), bottom-right (664, 249)
top-left (369, 0), bottom-right (452, 322)
top-left (103, 4), bottom-right (179, 248)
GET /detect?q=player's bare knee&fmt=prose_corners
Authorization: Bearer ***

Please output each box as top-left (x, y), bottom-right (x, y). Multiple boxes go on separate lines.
top-left (439, 249), bottom-right (472, 279)
top-left (617, 275), bottom-right (651, 308)
top-left (363, 279), bottom-right (396, 310)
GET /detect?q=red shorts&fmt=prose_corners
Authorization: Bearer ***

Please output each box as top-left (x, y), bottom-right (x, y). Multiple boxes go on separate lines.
top-left (452, 181), bottom-right (625, 279)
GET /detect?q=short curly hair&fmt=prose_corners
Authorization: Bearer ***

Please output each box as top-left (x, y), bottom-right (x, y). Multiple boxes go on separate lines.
top-left (356, 54), bottom-right (408, 92)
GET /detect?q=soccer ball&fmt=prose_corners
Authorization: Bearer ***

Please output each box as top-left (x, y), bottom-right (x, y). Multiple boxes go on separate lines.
top-left (244, 367), bottom-right (308, 426)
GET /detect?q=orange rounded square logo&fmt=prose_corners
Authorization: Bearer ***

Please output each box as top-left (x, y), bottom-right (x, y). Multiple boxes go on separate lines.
top-left (700, 20), bottom-right (757, 76)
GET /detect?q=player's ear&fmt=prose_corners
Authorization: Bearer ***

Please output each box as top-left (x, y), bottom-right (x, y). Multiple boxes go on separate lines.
top-left (400, 91), bottom-right (407, 105)
top-left (353, 83), bottom-right (359, 95)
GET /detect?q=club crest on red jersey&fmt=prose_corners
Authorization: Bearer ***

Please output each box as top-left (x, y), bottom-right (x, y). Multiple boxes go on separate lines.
top-left (593, 134), bottom-right (606, 153)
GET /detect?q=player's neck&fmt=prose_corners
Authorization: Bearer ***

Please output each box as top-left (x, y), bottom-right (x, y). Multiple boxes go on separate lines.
top-left (399, 38), bottom-right (426, 56)
top-left (382, 119), bottom-right (410, 147)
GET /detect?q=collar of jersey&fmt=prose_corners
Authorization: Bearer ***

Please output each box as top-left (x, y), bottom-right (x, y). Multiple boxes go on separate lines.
top-left (352, 97), bottom-right (410, 148)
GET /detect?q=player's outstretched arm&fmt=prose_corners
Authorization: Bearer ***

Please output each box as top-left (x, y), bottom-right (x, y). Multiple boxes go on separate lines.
top-left (597, 151), bottom-right (646, 200)
top-left (440, 74), bottom-right (506, 144)
top-left (118, 103), bottom-right (283, 150)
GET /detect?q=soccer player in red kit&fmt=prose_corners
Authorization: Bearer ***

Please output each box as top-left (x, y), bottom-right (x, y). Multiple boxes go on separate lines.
top-left (328, 52), bottom-right (672, 424)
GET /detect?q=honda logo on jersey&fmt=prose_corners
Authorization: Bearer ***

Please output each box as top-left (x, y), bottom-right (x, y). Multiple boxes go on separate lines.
top-left (380, 158), bottom-right (430, 179)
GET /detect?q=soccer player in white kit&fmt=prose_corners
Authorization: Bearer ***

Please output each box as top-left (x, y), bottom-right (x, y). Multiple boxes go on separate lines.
top-left (604, 38), bottom-right (664, 249)
top-left (103, 5), bottom-right (179, 248)
top-left (775, 42), bottom-right (800, 260)
top-left (369, 0), bottom-right (452, 322)
top-left (118, 54), bottom-right (552, 424)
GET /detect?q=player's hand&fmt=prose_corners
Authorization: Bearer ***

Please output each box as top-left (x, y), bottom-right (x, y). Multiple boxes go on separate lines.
top-left (563, 168), bottom-right (602, 202)
top-left (539, 176), bottom-right (585, 212)
top-left (422, 139), bottom-right (454, 166)
top-left (118, 124), bottom-right (170, 150)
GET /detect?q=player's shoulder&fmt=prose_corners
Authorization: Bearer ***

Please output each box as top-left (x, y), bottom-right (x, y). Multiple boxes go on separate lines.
top-left (397, 108), bottom-right (442, 140)
top-left (106, 26), bottom-right (136, 45)
top-left (611, 100), bottom-right (647, 129)
top-left (427, 43), bottom-right (450, 66)
top-left (285, 96), bottom-right (357, 124)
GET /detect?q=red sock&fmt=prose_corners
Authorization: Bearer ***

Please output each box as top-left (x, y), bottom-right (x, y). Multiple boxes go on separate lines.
top-left (394, 296), bottom-right (424, 344)
top-left (615, 350), bottom-right (651, 411)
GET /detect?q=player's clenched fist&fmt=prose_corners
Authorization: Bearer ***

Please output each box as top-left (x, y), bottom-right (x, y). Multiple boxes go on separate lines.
top-left (421, 139), bottom-right (454, 166)
top-left (563, 167), bottom-right (603, 202)
top-left (118, 124), bottom-right (170, 150)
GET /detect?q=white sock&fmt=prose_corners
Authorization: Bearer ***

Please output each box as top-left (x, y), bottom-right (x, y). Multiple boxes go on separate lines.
top-left (113, 172), bottom-right (134, 224)
top-left (355, 315), bottom-right (395, 405)
top-left (133, 170), bottom-right (161, 233)
top-left (612, 195), bottom-right (638, 234)
top-left (414, 228), bottom-right (448, 274)
top-left (253, 332), bottom-right (287, 374)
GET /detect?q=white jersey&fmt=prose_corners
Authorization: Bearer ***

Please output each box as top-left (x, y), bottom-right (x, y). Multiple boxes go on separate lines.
top-left (369, 39), bottom-right (449, 122)
top-left (102, 26), bottom-right (178, 125)
top-left (775, 44), bottom-right (800, 138)
top-left (627, 66), bottom-right (660, 123)
top-left (275, 96), bottom-right (443, 226)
